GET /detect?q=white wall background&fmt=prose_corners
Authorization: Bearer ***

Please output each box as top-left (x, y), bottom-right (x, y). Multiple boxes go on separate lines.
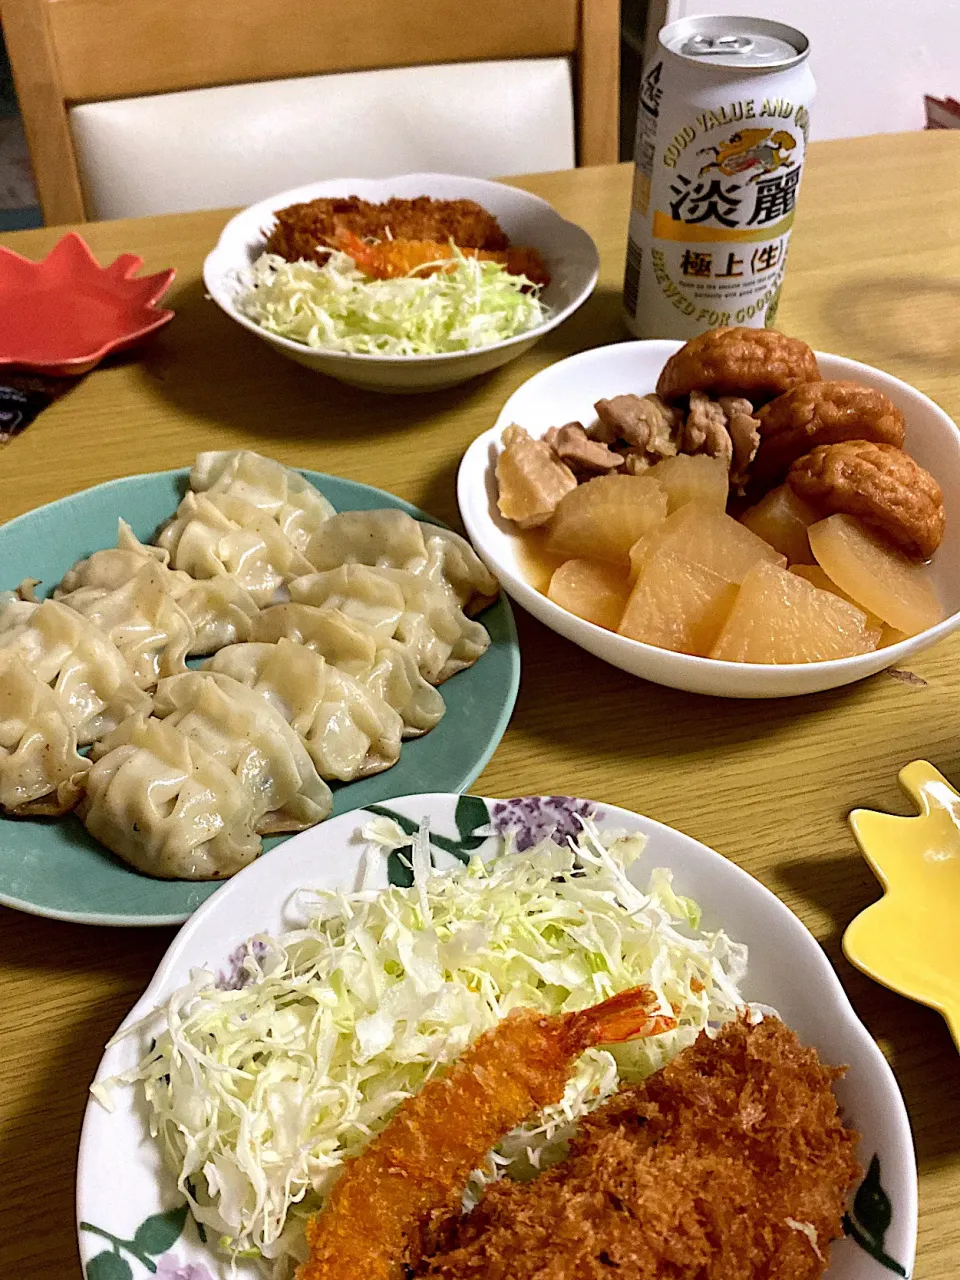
top-left (644, 0), bottom-right (957, 140)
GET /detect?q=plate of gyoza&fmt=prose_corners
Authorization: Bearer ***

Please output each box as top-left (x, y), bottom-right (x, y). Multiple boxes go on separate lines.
top-left (0, 451), bottom-right (518, 925)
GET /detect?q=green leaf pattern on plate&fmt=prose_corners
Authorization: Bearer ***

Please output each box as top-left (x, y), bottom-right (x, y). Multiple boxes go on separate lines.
top-left (844, 1154), bottom-right (909, 1276)
top-left (132, 1209), bottom-right (191, 1257)
top-left (367, 799), bottom-right (493, 885)
top-left (386, 847), bottom-right (415, 887)
top-left (454, 793), bottom-right (491, 847)
top-left (86, 1253), bottom-right (133, 1280)
top-left (81, 1205), bottom-right (190, 1279)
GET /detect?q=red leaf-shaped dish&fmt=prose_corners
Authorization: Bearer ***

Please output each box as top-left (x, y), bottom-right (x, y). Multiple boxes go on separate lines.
top-left (0, 232), bottom-right (175, 376)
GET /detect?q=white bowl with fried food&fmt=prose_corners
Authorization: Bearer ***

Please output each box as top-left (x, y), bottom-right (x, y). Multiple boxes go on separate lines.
top-left (458, 339), bottom-right (960, 698)
top-left (202, 173), bottom-right (599, 393)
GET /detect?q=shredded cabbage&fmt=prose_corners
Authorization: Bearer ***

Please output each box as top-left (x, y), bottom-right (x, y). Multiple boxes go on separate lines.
top-left (96, 819), bottom-right (752, 1271)
top-left (232, 250), bottom-right (548, 356)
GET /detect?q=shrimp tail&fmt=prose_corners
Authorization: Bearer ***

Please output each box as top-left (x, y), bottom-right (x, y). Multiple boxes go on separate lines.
top-left (333, 228), bottom-right (377, 270)
top-left (332, 231), bottom-right (455, 279)
top-left (564, 985), bottom-right (677, 1055)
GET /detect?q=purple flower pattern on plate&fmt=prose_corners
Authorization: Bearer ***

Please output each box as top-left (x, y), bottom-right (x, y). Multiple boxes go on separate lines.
top-left (491, 795), bottom-right (596, 852)
top-left (216, 939), bottom-right (268, 990)
top-left (155, 1257), bottom-right (215, 1280)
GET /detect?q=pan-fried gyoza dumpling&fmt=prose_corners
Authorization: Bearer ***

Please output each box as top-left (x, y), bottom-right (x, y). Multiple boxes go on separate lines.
top-left (303, 508), bottom-right (427, 576)
top-left (171, 576), bottom-right (260, 655)
top-left (253, 602), bottom-right (376, 662)
top-left (290, 565), bottom-right (489, 684)
top-left (420, 525), bottom-right (499, 614)
top-left (55, 561), bottom-right (195, 688)
top-left (55, 519), bottom-right (172, 596)
top-left (152, 671), bottom-right (332, 831)
top-left (0, 598), bottom-right (150, 745)
top-left (363, 634), bottom-right (446, 735)
top-left (56, 520), bottom-right (259, 656)
top-left (0, 652), bottom-right (90, 816)
top-left (156, 492), bottom-right (314, 606)
top-left (252, 605), bottom-right (444, 736)
top-left (286, 565), bottom-right (405, 641)
top-left (79, 715), bottom-right (260, 879)
top-left (204, 639), bottom-right (403, 780)
top-left (380, 567), bottom-right (490, 683)
top-left (190, 450), bottom-right (335, 555)
top-left (300, 507), bottom-right (499, 615)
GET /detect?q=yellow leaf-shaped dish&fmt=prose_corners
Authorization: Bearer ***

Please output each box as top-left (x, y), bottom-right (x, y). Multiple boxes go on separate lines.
top-left (845, 760), bottom-right (960, 1051)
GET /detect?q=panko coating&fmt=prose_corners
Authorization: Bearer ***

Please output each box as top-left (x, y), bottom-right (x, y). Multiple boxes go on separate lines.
top-left (298, 988), bottom-right (672, 1280)
top-left (417, 1017), bottom-right (860, 1280)
top-left (752, 380), bottom-right (906, 491)
top-left (788, 440), bottom-right (945, 559)
top-left (656, 327), bottom-right (820, 405)
top-left (266, 196), bottom-right (510, 266)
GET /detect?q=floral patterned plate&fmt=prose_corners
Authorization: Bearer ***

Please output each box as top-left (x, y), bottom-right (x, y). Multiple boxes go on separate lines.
top-left (78, 793), bottom-right (917, 1280)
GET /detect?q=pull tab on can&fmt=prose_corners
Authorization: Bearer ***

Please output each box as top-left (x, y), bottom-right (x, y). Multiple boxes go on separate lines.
top-left (682, 33), bottom-right (754, 58)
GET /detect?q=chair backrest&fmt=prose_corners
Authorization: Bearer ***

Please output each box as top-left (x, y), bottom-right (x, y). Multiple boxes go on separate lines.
top-left (1, 0), bottom-right (621, 225)
top-left (67, 59), bottom-right (578, 221)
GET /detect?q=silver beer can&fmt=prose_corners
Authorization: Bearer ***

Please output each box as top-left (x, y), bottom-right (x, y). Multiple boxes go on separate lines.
top-left (623, 16), bottom-right (815, 339)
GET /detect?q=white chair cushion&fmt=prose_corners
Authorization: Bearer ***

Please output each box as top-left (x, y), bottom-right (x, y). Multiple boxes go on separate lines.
top-left (70, 58), bottom-right (575, 221)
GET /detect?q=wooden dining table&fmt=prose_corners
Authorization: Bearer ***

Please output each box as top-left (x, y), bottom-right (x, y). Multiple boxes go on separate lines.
top-left (2, 130), bottom-right (959, 1279)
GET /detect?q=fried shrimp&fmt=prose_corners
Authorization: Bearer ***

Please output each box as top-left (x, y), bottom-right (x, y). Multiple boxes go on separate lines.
top-left (297, 987), bottom-right (676, 1280)
top-left (333, 231), bottom-right (552, 287)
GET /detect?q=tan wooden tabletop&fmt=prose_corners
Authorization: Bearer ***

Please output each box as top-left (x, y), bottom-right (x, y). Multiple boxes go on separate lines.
top-left (2, 131), bottom-right (959, 1279)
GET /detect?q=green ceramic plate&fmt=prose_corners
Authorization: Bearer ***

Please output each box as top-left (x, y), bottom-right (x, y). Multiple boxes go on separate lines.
top-left (0, 470), bottom-right (519, 926)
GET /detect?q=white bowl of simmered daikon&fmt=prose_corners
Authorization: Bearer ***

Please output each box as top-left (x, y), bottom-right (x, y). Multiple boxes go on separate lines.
top-left (458, 335), bottom-right (960, 698)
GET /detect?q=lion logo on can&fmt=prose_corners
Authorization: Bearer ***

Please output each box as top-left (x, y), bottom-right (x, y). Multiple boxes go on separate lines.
top-left (697, 128), bottom-right (796, 183)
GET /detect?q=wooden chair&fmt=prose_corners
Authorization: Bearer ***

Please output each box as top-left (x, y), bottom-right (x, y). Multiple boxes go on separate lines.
top-left (0, 0), bottom-right (621, 225)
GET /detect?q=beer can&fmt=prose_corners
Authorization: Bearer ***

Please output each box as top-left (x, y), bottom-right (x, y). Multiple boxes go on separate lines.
top-left (623, 16), bottom-right (815, 339)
